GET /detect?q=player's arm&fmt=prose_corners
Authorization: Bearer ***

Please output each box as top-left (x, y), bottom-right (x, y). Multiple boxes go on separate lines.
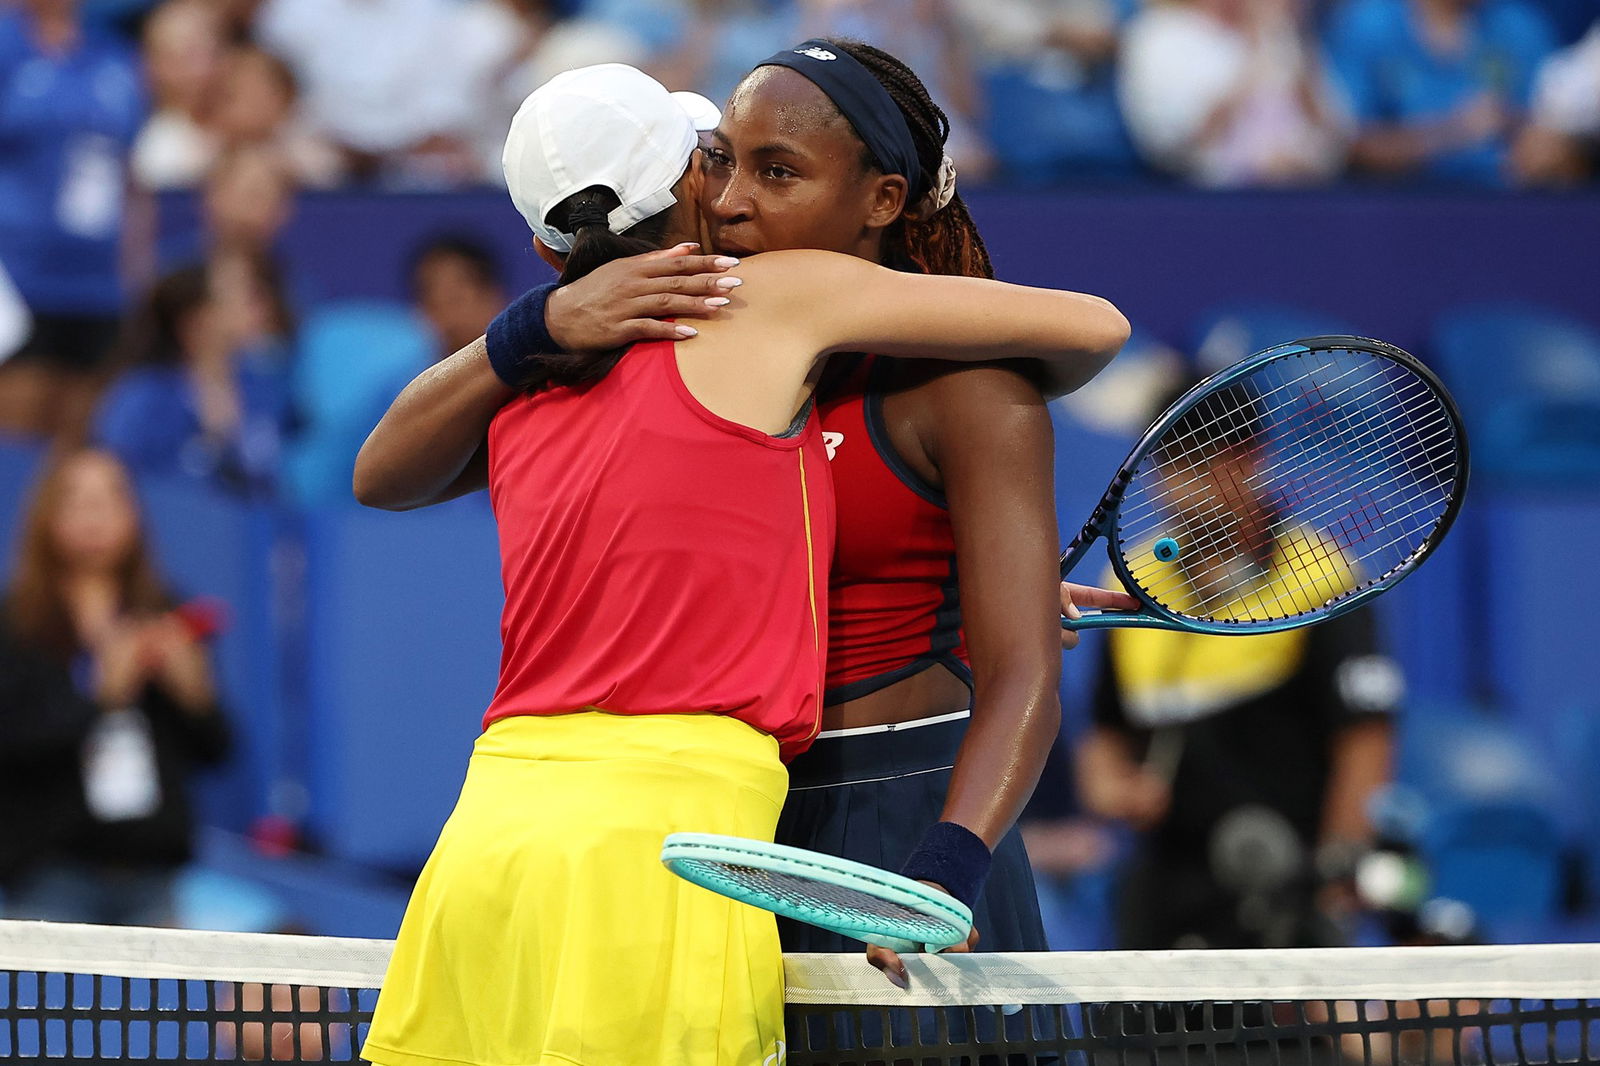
top-left (928, 365), bottom-right (1063, 850)
top-left (354, 246), bottom-right (739, 510)
top-left (354, 337), bottom-right (506, 510)
top-left (759, 250), bottom-right (1129, 393)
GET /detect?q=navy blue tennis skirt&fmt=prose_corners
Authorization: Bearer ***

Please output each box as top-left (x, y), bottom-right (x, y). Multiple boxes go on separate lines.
top-left (775, 710), bottom-right (1049, 952)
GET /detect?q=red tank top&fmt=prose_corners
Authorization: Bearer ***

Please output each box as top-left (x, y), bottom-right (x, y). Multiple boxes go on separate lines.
top-left (483, 338), bottom-right (833, 761)
top-left (816, 355), bottom-right (970, 705)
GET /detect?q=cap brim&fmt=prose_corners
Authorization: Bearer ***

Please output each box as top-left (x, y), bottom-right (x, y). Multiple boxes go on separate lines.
top-left (671, 91), bottom-right (721, 132)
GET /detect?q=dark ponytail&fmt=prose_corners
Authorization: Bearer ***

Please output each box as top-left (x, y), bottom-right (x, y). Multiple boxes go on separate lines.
top-left (517, 185), bottom-right (673, 394)
top-left (828, 39), bottom-right (994, 282)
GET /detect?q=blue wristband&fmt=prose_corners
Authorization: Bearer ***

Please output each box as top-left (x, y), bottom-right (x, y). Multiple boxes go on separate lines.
top-left (900, 821), bottom-right (993, 911)
top-left (485, 282), bottom-right (559, 387)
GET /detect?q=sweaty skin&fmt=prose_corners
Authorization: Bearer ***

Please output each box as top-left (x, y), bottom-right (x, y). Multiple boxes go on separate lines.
top-left (355, 62), bottom-right (1134, 987)
top-left (699, 65), bottom-right (1120, 981)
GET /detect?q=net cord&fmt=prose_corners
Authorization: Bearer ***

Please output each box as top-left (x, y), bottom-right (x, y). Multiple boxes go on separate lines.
top-left (2, 922), bottom-right (1595, 1007)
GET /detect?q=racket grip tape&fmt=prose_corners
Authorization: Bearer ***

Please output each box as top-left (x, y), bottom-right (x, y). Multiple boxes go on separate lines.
top-left (900, 821), bottom-right (992, 912)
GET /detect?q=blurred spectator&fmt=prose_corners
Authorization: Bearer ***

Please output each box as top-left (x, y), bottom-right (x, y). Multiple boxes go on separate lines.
top-left (206, 0), bottom-right (269, 43)
top-left (798, 0), bottom-right (995, 179)
top-left (1071, 383), bottom-right (1401, 949)
top-left (0, 448), bottom-right (230, 926)
top-left (586, 0), bottom-right (795, 114)
top-left (453, 0), bottom-right (560, 184)
top-left (130, 0), bottom-right (224, 191)
top-left (0, 0), bottom-right (146, 439)
top-left (1511, 19), bottom-right (1599, 185)
top-left (254, 0), bottom-right (495, 185)
top-left (408, 236), bottom-right (507, 362)
top-left (1326, 0), bottom-right (1557, 186)
top-left (1118, 0), bottom-right (1347, 187)
top-left (209, 44), bottom-right (342, 188)
top-left (201, 142), bottom-right (296, 256)
top-left (952, 0), bottom-right (1140, 181)
top-left (93, 254), bottom-right (295, 495)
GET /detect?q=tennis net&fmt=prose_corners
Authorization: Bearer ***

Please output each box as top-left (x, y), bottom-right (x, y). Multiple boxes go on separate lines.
top-left (1, 919), bottom-right (1596, 1063)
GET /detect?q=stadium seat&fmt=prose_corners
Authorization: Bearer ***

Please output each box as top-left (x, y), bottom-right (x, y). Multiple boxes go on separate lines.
top-left (283, 301), bottom-right (434, 508)
top-left (301, 496), bottom-right (501, 872)
top-left (1423, 800), bottom-right (1565, 935)
top-left (1190, 303), bottom-right (1361, 372)
top-left (983, 68), bottom-right (1141, 185)
top-left (1431, 304), bottom-right (1600, 485)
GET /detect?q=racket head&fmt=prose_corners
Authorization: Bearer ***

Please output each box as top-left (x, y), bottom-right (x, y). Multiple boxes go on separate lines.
top-left (660, 832), bottom-right (972, 952)
top-left (1066, 336), bottom-right (1468, 634)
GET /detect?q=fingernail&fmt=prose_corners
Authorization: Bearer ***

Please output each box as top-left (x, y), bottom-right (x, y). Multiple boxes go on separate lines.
top-left (1066, 602), bottom-right (1082, 620)
top-left (716, 276), bottom-right (743, 289)
top-left (706, 297), bottom-right (730, 307)
top-left (892, 967), bottom-right (909, 990)
top-left (675, 325), bottom-right (698, 337)
top-left (714, 256), bottom-right (740, 268)
top-left (677, 242), bottom-right (700, 249)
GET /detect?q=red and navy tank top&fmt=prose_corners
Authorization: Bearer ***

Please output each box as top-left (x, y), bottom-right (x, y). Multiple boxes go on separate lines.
top-left (816, 355), bottom-right (970, 705)
top-left (483, 338), bottom-right (834, 761)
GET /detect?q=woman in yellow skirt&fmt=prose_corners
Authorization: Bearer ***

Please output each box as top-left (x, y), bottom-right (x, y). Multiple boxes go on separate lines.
top-left (355, 63), bottom-right (1127, 1066)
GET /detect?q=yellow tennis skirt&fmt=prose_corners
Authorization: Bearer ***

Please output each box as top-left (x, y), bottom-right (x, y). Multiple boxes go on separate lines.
top-left (363, 711), bottom-right (790, 1066)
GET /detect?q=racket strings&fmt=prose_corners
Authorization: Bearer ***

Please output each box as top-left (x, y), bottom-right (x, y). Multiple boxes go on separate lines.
top-left (1132, 402), bottom-right (1454, 619)
top-left (1138, 403), bottom-right (1455, 610)
top-left (1115, 360), bottom-right (1425, 529)
top-left (670, 858), bottom-right (965, 941)
top-left (1130, 387), bottom-right (1456, 618)
top-left (1116, 349), bottom-right (1460, 623)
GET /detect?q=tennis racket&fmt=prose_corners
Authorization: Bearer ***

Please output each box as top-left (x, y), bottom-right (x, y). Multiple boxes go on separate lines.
top-left (660, 833), bottom-right (972, 953)
top-left (1061, 336), bottom-right (1468, 634)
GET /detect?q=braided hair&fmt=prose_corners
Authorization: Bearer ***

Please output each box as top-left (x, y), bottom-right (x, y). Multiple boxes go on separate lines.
top-left (829, 39), bottom-right (993, 281)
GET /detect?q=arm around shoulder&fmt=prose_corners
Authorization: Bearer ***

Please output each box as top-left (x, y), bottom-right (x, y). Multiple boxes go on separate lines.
top-left (753, 250), bottom-right (1128, 395)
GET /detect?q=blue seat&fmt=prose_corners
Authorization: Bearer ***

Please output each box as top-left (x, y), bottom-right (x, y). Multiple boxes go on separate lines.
top-left (1190, 303), bottom-right (1362, 372)
top-left (284, 301), bottom-right (433, 508)
top-left (1432, 303), bottom-right (1600, 485)
top-left (1423, 799), bottom-right (1564, 935)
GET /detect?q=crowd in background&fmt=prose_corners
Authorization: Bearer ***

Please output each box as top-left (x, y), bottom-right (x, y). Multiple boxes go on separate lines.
top-left (0, 0), bottom-right (1597, 455)
top-left (7, 0), bottom-right (1599, 196)
top-left (0, 0), bottom-right (1596, 940)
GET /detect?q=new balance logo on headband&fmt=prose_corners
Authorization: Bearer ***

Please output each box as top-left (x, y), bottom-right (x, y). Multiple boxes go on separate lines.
top-left (795, 46), bottom-right (836, 60)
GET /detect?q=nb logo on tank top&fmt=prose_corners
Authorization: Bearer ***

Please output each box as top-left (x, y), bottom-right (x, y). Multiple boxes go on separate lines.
top-left (763, 1039), bottom-right (787, 1065)
top-left (822, 432), bottom-right (844, 461)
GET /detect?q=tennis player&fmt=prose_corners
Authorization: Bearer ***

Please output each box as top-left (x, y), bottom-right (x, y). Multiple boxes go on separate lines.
top-left (354, 39), bottom-right (1139, 994)
top-left (357, 65), bottom-right (1127, 1066)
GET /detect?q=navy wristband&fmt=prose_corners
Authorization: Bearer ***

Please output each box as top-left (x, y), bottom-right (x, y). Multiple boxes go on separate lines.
top-left (485, 282), bottom-right (559, 387)
top-left (900, 821), bottom-right (992, 911)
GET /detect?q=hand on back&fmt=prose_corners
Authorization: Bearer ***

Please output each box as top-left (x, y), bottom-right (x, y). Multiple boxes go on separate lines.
top-left (544, 243), bottom-right (743, 349)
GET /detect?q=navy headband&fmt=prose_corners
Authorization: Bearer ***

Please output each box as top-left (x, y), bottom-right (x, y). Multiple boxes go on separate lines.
top-left (756, 40), bottom-right (927, 204)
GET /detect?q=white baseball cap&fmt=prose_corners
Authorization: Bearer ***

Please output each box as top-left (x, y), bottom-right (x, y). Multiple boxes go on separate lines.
top-left (502, 64), bottom-right (720, 254)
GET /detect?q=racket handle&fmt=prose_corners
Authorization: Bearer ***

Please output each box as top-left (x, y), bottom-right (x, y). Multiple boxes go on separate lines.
top-left (1061, 609), bottom-right (1182, 632)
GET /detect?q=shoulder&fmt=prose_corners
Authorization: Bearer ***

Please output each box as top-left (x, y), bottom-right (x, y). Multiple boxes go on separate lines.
top-left (737, 249), bottom-right (877, 287)
top-left (916, 360), bottom-right (1051, 410)
top-left (96, 368), bottom-right (190, 423)
top-left (103, 366), bottom-right (186, 400)
top-left (909, 362), bottom-right (1053, 448)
